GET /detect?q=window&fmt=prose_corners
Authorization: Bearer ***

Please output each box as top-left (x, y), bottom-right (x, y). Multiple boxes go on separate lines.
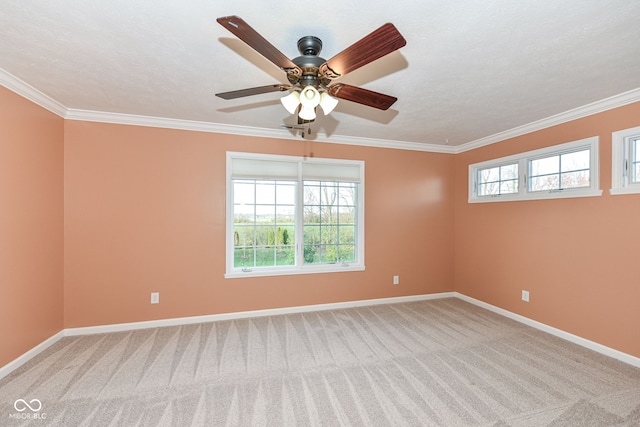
top-left (528, 148), bottom-right (591, 192)
top-left (611, 125), bottom-right (640, 195)
top-left (469, 136), bottom-right (601, 203)
top-left (226, 152), bottom-right (364, 278)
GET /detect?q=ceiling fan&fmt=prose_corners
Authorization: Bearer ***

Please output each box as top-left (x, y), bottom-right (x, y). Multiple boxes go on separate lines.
top-left (215, 16), bottom-right (407, 123)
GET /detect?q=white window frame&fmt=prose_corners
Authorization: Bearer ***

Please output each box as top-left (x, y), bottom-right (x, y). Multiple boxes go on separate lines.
top-left (610, 125), bottom-right (640, 195)
top-left (226, 152), bottom-right (365, 278)
top-left (469, 136), bottom-right (601, 203)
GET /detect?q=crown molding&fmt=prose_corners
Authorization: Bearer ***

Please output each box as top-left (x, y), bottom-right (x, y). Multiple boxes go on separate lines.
top-left (0, 67), bottom-right (67, 117)
top-left (2, 67), bottom-right (639, 155)
top-left (455, 87), bottom-right (640, 154)
top-left (65, 108), bottom-right (457, 154)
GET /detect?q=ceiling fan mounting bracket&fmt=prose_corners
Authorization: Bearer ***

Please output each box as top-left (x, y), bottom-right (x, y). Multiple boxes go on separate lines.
top-left (297, 36), bottom-right (322, 56)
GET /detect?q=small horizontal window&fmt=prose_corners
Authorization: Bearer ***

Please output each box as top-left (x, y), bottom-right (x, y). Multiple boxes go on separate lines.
top-left (611, 126), bottom-right (640, 195)
top-left (469, 137), bottom-right (601, 203)
top-left (528, 148), bottom-right (591, 192)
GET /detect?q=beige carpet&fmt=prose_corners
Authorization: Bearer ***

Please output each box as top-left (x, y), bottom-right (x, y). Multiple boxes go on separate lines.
top-left (1, 298), bottom-right (639, 426)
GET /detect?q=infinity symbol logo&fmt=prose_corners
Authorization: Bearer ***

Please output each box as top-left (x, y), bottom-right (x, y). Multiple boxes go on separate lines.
top-left (14, 399), bottom-right (42, 412)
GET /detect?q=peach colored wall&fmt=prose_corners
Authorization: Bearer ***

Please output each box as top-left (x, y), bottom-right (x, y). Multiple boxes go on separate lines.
top-left (454, 102), bottom-right (640, 358)
top-left (63, 121), bottom-right (455, 327)
top-left (0, 87), bottom-right (64, 367)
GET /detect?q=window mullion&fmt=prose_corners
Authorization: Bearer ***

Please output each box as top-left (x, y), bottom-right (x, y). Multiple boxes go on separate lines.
top-left (296, 171), bottom-right (304, 268)
top-left (521, 159), bottom-right (528, 194)
top-left (623, 139), bottom-right (630, 184)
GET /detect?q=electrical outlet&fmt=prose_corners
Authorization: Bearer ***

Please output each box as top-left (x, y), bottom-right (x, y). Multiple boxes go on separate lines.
top-left (521, 290), bottom-right (529, 302)
top-left (151, 292), bottom-right (160, 304)
top-left (393, 275), bottom-right (400, 285)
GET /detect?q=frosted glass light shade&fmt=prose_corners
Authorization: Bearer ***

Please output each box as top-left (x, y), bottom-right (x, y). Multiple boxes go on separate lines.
top-left (319, 92), bottom-right (339, 115)
top-left (280, 91), bottom-right (300, 114)
top-left (299, 85), bottom-right (320, 108)
top-left (298, 105), bottom-right (317, 121)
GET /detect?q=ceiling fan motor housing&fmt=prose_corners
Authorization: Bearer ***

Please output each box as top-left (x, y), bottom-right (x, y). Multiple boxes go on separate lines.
top-left (289, 36), bottom-right (330, 87)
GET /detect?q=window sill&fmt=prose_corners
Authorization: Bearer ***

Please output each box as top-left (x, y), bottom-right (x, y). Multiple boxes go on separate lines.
top-left (225, 264), bottom-right (365, 279)
top-left (469, 188), bottom-right (603, 203)
top-left (610, 187), bottom-right (640, 196)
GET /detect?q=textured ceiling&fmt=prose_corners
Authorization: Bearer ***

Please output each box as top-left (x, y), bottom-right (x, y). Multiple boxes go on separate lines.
top-left (1, 0), bottom-right (640, 149)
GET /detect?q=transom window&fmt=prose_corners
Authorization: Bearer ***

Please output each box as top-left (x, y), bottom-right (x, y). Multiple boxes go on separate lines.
top-left (469, 137), bottom-right (601, 203)
top-left (528, 148), bottom-right (591, 192)
top-left (611, 126), bottom-right (640, 195)
top-left (226, 152), bottom-right (364, 278)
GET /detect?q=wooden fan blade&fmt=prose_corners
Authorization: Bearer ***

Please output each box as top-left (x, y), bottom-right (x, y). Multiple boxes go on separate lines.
top-left (327, 84), bottom-right (397, 110)
top-left (217, 16), bottom-right (302, 76)
top-left (319, 23), bottom-right (406, 80)
top-left (216, 84), bottom-right (290, 100)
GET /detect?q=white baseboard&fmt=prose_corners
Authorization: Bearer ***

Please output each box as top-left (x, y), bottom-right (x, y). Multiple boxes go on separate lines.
top-left (0, 331), bottom-right (65, 381)
top-left (455, 292), bottom-right (640, 369)
top-left (64, 292), bottom-right (456, 336)
top-left (3, 291), bottom-right (638, 380)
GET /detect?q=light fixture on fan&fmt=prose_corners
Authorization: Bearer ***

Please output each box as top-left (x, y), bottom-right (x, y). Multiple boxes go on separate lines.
top-left (280, 85), bottom-right (338, 121)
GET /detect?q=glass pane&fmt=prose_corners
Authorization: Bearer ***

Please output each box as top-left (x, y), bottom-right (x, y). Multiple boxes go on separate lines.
top-left (233, 225), bottom-right (254, 247)
top-left (276, 205), bottom-right (295, 224)
top-left (478, 182), bottom-right (499, 196)
top-left (479, 167), bottom-right (499, 183)
top-left (561, 149), bottom-right (590, 172)
top-left (254, 225), bottom-right (273, 246)
top-left (303, 245), bottom-right (320, 263)
top-left (255, 182), bottom-right (275, 204)
top-left (234, 181), bottom-right (254, 205)
top-left (234, 204), bottom-right (254, 223)
top-left (255, 205), bottom-right (274, 224)
top-left (338, 185), bottom-right (356, 205)
top-left (530, 174), bottom-right (559, 191)
top-left (304, 206), bottom-right (321, 224)
top-left (275, 246), bottom-right (295, 266)
top-left (304, 225), bottom-right (320, 244)
top-left (530, 155), bottom-right (559, 176)
top-left (319, 205), bottom-right (336, 224)
top-left (234, 248), bottom-right (254, 268)
top-left (338, 245), bottom-right (356, 262)
top-left (501, 164), bottom-right (518, 180)
top-left (321, 225), bottom-right (338, 245)
top-left (304, 183), bottom-right (320, 205)
top-left (320, 246), bottom-right (338, 263)
top-left (500, 179), bottom-right (518, 194)
top-left (321, 185), bottom-right (338, 206)
top-left (634, 164), bottom-right (640, 183)
top-left (560, 170), bottom-right (590, 189)
top-left (276, 183), bottom-right (296, 205)
top-left (338, 206), bottom-right (356, 224)
top-left (339, 226), bottom-right (356, 244)
top-left (255, 248), bottom-right (275, 267)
